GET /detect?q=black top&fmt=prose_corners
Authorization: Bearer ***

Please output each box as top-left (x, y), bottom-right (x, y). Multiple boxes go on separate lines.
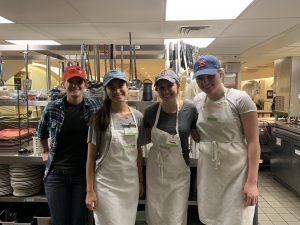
top-left (143, 100), bottom-right (198, 164)
top-left (53, 100), bottom-right (88, 174)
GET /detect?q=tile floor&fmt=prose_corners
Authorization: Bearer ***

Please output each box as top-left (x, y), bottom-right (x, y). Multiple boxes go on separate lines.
top-left (258, 169), bottom-right (300, 225)
top-left (136, 168), bottom-right (300, 225)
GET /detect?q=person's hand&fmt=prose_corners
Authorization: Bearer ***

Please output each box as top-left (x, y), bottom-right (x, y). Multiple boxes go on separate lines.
top-left (139, 182), bottom-right (145, 197)
top-left (243, 181), bottom-right (259, 206)
top-left (86, 191), bottom-right (97, 211)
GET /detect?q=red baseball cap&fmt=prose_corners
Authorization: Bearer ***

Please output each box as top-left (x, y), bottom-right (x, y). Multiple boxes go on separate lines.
top-left (63, 66), bottom-right (86, 81)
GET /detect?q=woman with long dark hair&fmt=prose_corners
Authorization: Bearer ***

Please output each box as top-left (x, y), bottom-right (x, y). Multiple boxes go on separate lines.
top-left (85, 70), bottom-right (145, 225)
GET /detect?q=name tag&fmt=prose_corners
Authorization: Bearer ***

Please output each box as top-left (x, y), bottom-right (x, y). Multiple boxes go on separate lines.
top-left (124, 127), bottom-right (138, 136)
top-left (207, 117), bottom-right (218, 122)
top-left (166, 136), bottom-right (180, 147)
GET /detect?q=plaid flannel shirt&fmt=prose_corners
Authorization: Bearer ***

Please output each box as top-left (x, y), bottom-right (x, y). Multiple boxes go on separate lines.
top-left (37, 96), bottom-right (101, 179)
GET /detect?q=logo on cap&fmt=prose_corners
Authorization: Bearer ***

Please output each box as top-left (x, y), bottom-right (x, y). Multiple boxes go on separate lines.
top-left (160, 70), bottom-right (167, 76)
top-left (199, 59), bottom-right (206, 68)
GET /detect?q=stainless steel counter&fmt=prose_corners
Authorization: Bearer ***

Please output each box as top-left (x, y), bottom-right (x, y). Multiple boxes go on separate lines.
top-left (271, 122), bottom-right (300, 196)
top-left (0, 151), bottom-right (197, 167)
top-left (0, 99), bottom-right (48, 106)
top-left (0, 152), bottom-right (45, 165)
top-left (274, 122), bottom-right (300, 135)
top-left (0, 99), bottom-right (157, 114)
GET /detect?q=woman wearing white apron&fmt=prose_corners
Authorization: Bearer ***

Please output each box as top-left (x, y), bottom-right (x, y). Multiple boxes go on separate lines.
top-left (85, 70), bottom-right (145, 225)
top-left (144, 70), bottom-right (200, 225)
top-left (193, 55), bottom-right (260, 225)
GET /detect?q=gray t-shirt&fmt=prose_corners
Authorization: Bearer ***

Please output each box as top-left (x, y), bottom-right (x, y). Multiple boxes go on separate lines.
top-left (193, 88), bottom-right (257, 132)
top-left (88, 109), bottom-right (146, 147)
top-left (143, 100), bottom-right (198, 164)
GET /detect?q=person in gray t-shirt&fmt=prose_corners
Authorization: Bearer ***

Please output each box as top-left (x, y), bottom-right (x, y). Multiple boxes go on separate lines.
top-left (86, 70), bottom-right (144, 225)
top-left (144, 69), bottom-right (200, 225)
top-left (144, 101), bottom-right (199, 164)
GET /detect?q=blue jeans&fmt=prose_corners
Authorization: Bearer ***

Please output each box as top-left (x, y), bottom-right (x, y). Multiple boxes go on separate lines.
top-left (44, 172), bottom-right (88, 225)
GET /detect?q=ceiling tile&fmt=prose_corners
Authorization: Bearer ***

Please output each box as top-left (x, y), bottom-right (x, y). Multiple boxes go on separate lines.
top-left (68, 0), bottom-right (164, 22)
top-left (25, 24), bottom-right (102, 40)
top-left (0, 0), bottom-right (84, 23)
top-left (0, 24), bottom-right (48, 40)
top-left (222, 19), bottom-right (300, 37)
top-left (240, 0), bottom-right (300, 19)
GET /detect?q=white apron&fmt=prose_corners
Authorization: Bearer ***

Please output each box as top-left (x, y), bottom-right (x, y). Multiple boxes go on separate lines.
top-left (196, 90), bottom-right (255, 225)
top-left (146, 102), bottom-right (190, 225)
top-left (93, 108), bottom-right (139, 225)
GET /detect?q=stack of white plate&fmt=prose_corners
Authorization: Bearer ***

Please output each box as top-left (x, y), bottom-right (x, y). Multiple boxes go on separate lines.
top-left (0, 164), bottom-right (13, 196)
top-left (9, 164), bottom-right (44, 197)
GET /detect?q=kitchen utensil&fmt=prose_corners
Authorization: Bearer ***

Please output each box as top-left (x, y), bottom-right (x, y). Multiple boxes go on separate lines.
top-left (142, 79), bottom-right (153, 101)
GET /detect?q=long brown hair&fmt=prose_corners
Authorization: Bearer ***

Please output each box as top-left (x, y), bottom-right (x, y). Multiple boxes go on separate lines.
top-left (92, 97), bottom-right (112, 131)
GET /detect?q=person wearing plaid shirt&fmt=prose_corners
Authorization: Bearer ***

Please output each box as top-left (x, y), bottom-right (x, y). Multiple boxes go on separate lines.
top-left (37, 66), bottom-right (101, 225)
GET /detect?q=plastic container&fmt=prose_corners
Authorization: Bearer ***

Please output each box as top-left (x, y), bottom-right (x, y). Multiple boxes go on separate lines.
top-left (128, 90), bottom-right (141, 101)
top-left (33, 204), bottom-right (51, 225)
top-left (32, 137), bottom-right (50, 154)
top-left (34, 217), bottom-right (51, 225)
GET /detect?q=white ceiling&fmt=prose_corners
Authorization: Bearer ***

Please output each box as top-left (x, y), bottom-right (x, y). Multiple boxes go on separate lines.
top-left (0, 0), bottom-right (300, 71)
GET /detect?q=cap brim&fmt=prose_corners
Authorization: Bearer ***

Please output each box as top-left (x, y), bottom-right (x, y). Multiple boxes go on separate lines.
top-left (193, 68), bottom-right (218, 79)
top-left (154, 77), bottom-right (176, 86)
top-left (64, 74), bottom-right (86, 81)
top-left (103, 77), bottom-right (127, 87)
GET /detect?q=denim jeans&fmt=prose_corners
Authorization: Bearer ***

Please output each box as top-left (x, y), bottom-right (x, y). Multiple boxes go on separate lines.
top-left (44, 172), bottom-right (88, 225)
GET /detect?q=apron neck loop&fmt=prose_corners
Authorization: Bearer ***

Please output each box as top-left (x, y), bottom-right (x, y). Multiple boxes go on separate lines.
top-left (154, 101), bottom-right (179, 134)
top-left (110, 106), bottom-right (136, 131)
top-left (204, 87), bottom-right (227, 103)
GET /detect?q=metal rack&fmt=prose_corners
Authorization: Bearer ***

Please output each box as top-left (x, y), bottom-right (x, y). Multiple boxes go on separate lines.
top-left (0, 86), bottom-right (34, 151)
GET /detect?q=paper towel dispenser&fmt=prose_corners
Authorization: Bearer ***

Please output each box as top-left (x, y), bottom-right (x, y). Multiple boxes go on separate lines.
top-left (224, 62), bottom-right (241, 73)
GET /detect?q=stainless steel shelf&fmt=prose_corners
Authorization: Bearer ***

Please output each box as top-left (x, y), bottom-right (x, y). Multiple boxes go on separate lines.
top-left (0, 196), bottom-right (196, 205)
top-left (0, 100), bottom-right (48, 107)
top-left (0, 99), bottom-right (156, 108)
top-left (0, 194), bottom-right (47, 203)
top-left (0, 152), bottom-right (45, 165)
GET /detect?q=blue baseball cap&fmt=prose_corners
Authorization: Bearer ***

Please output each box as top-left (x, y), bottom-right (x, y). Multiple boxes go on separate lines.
top-left (193, 54), bottom-right (221, 79)
top-left (103, 70), bottom-right (128, 87)
top-left (154, 69), bottom-right (180, 86)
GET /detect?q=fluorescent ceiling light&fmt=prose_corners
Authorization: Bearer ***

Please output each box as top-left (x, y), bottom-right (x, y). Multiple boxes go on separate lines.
top-left (5, 40), bottom-right (61, 45)
top-left (0, 16), bottom-right (14, 24)
top-left (164, 38), bottom-right (215, 48)
top-left (166, 0), bottom-right (254, 20)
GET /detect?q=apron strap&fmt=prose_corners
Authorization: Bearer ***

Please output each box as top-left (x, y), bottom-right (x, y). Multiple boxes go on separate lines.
top-left (211, 141), bottom-right (220, 170)
top-left (153, 103), bottom-right (161, 128)
top-left (156, 151), bottom-right (164, 184)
